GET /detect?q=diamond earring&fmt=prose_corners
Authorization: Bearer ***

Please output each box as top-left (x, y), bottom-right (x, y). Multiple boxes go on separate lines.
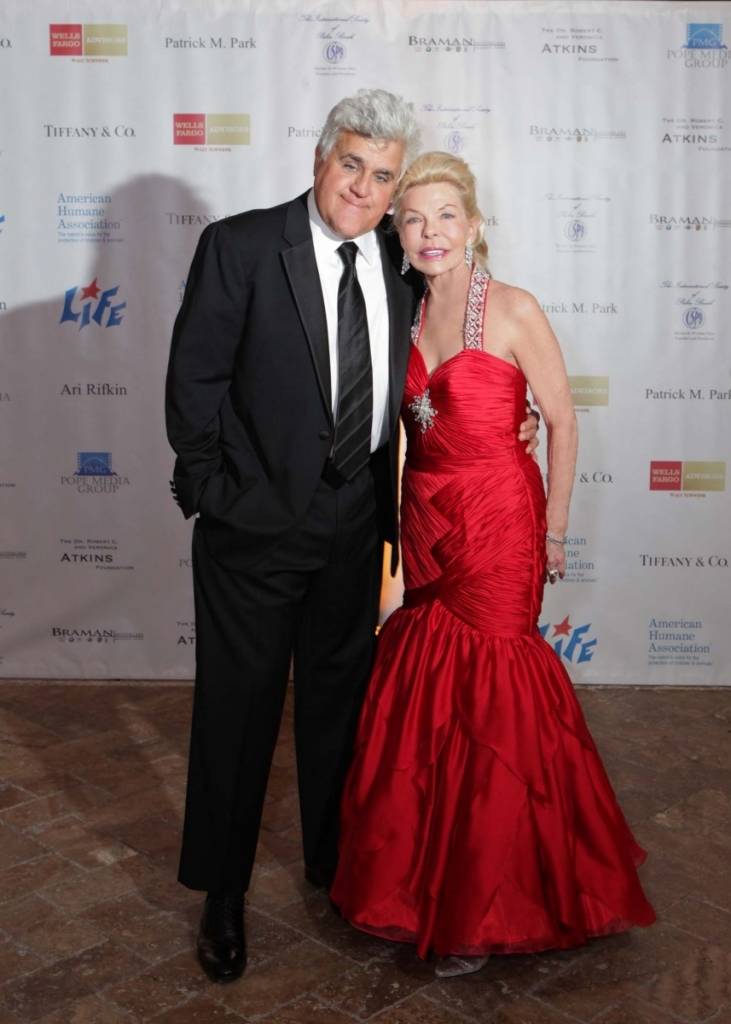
top-left (401, 252), bottom-right (410, 275)
top-left (464, 244), bottom-right (473, 266)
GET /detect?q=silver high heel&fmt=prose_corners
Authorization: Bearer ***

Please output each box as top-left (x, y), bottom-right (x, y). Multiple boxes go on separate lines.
top-left (434, 954), bottom-right (489, 978)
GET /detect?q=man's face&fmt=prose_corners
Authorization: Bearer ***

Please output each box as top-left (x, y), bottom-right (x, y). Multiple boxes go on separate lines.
top-left (313, 131), bottom-right (405, 239)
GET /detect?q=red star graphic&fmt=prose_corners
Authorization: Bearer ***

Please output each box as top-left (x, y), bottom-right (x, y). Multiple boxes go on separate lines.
top-left (80, 277), bottom-right (101, 300)
top-left (553, 615), bottom-right (572, 637)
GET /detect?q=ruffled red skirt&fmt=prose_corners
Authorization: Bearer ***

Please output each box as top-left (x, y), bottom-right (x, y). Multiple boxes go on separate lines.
top-left (330, 599), bottom-right (656, 959)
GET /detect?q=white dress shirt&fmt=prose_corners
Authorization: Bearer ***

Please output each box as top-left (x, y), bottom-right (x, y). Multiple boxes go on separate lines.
top-left (307, 189), bottom-right (390, 452)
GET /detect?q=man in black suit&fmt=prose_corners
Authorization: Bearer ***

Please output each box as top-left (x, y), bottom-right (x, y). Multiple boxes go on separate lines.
top-left (166, 89), bottom-right (536, 982)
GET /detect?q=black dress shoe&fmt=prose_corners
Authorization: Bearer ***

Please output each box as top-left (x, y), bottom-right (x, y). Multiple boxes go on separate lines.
top-left (305, 864), bottom-right (334, 889)
top-left (196, 892), bottom-right (246, 983)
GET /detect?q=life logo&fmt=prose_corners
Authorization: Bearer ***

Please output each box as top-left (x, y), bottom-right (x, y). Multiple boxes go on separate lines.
top-left (539, 615), bottom-right (597, 664)
top-left (59, 277), bottom-right (126, 330)
top-left (49, 24), bottom-right (127, 57)
top-left (323, 41), bottom-right (345, 64)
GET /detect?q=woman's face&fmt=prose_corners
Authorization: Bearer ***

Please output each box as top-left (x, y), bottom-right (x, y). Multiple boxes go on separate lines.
top-left (398, 182), bottom-right (477, 278)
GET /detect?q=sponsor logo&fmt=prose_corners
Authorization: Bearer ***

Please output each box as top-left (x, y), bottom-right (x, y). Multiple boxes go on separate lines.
top-left (649, 460), bottom-right (726, 493)
top-left (408, 34), bottom-right (505, 52)
top-left (59, 536), bottom-right (133, 571)
top-left (59, 278), bottom-right (126, 330)
top-left (0, 213), bottom-right (5, 233)
top-left (529, 125), bottom-right (626, 143)
top-left (176, 620), bottom-right (196, 645)
top-left (649, 213), bottom-right (731, 231)
top-left (540, 24), bottom-right (617, 63)
top-left (542, 300), bottom-right (618, 316)
top-left (59, 382), bottom-right (128, 397)
top-left (165, 212), bottom-right (222, 227)
top-left (61, 452), bottom-right (131, 493)
top-left (661, 278), bottom-right (726, 342)
top-left (547, 192), bottom-right (610, 255)
top-left (648, 617), bottom-right (712, 667)
top-left (569, 375), bottom-right (609, 408)
top-left (173, 113), bottom-right (250, 148)
top-left (640, 554), bottom-right (728, 568)
top-left (563, 535), bottom-right (597, 584)
top-left (421, 104), bottom-right (492, 158)
top-left (323, 41), bottom-right (345, 63)
top-left (44, 124), bottom-right (136, 139)
top-left (668, 23), bottom-right (729, 68)
top-left (287, 125), bottom-right (322, 141)
top-left (49, 24), bottom-right (127, 58)
top-left (296, 12), bottom-right (369, 76)
top-left (56, 191), bottom-right (122, 245)
top-left (52, 625), bottom-right (143, 643)
top-left (0, 551), bottom-right (26, 559)
top-left (661, 115), bottom-right (727, 150)
top-left (577, 470), bottom-right (613, 485)
top-left (164, 34), bottom-right (255, 49)
top-left (644, 387), bottom-right (731, 401)
top-left (539, 615), bottom-right (597, 663)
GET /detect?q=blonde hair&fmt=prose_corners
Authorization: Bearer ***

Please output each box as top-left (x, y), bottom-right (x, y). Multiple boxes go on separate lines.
top-left (392, 151), bottom-right (489, 268)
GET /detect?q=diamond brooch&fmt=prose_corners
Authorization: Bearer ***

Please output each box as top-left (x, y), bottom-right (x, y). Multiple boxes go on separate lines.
top-left (409, 388), bottom-right (438, 433)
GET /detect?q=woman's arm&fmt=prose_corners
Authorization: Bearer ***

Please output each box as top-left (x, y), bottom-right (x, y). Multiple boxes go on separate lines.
top-left (505, 288), bottom-right (578, 579)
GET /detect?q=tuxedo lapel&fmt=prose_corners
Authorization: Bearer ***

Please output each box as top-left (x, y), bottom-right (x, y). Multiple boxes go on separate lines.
top-left (281, 194), bottom-right (333, 424)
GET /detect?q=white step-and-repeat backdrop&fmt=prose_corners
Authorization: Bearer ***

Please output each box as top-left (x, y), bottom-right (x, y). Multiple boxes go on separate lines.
top-left (1, 0), bottom-right (729, 683)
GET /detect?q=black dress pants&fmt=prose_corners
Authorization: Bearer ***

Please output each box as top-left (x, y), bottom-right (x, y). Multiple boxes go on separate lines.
top-left (178, 463), bottom-right (383, 893)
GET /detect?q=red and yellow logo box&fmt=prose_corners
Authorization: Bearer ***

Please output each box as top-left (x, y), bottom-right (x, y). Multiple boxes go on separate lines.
top-left (173, 114), bottom-right (250, 146)
top-left (650, 460), bottom-right (726, 492)
top-left (50, 24), bottom-right (127, 57)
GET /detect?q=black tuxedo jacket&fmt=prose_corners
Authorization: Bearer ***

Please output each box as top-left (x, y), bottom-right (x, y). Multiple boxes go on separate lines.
top-left (165, 191), bottom-right (418, 571)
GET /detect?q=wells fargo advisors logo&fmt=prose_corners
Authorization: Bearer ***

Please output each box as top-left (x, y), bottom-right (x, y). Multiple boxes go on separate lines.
top-left (649, 460), bottom-right (726, 492)
top-left (50, 24), bottom-right (127, 57)
top-left (173, 114), bottom-right (250, 147)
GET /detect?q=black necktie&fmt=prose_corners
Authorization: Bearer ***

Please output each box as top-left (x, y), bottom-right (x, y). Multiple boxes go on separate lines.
top-left (331, 242), bottom-right (373, 481)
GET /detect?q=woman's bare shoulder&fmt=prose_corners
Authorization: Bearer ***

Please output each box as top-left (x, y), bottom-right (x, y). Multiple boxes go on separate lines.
top-left (488, 280), bottom-right (544, 323)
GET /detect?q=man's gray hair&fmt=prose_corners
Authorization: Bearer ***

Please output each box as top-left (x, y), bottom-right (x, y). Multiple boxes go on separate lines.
top-left (318, 89), bottom-right (421, 166)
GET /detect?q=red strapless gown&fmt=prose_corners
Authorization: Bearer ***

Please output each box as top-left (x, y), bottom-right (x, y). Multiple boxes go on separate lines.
top-left (330, 286), bottom-right (655, 958)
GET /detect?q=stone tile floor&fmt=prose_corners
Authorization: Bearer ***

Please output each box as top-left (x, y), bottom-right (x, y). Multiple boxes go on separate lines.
top-left (0, 681), bottom-right (729, 1023)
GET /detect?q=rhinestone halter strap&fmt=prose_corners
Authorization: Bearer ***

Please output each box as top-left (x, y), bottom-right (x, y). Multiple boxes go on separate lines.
top-left (410, 265), bottom-right (491, 351)
top-left (408, 266), bottom-right (491, 433)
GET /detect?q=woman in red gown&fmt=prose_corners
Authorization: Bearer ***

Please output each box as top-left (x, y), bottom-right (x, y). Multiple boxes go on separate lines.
top-left (329, 152), bottom-right (655, 977)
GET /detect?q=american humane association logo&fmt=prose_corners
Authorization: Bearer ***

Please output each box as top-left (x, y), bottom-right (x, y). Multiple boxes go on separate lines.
top-left (539, 615), bottom-right (597, 663)
top-left (61, 452), bottom-right (131, 493)
top-left (59, 277), bottom-right (126, 329)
